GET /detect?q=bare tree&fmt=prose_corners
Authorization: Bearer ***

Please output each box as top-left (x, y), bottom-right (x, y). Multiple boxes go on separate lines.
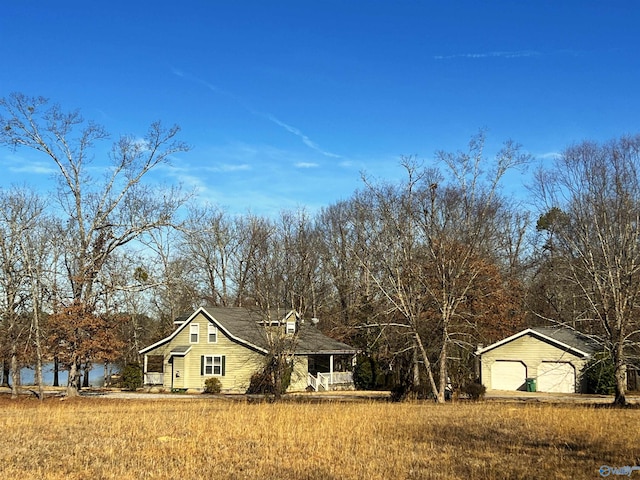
top-left (277, 209), bottom-right (325, 316)
top-left (19, 196), bottom-right (52, 400)
top-left (181, 204), bottom-right (237, 306)
top-left (231, 214), bottom-right (273, 307)
top-left (138, 226), bottom-right (200, 336)
top-left (356, 133), bottom-right (529, 402)
top-left (0, 188), bottom-right (45, 398)
top-left (0, 93), bottom-right (190, 396)
top-left (532, 134), bottom-right (640, 406)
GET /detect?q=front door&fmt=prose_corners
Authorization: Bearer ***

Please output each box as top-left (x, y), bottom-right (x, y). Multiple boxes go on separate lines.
top-left (172, 356), bottom-right (185, 389)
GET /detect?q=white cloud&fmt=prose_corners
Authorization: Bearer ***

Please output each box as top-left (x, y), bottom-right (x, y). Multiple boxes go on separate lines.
top-left (264, 114), bottom-right (341, 159)
top-left (209, 163), bottom-right (252, 172)
top-left (3, 154), bottom-right (57, 175)
top-left (172, 68), bottom-right (342, 159)
top-left (295, 162), bottom-right (319, 168)
top-left (538, 151), bottom-right (561, 160)
top-left (434, 50), bottom-right (540, 60)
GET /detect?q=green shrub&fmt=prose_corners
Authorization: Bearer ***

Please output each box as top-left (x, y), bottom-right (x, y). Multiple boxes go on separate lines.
top-left (353, 355), bottom-right (378, 390)
top-left (121, 364), bottom-right (143, 391)
top-left (203, 377), bottom-right (222, 394)
top-left (247, 369), bottom-right (275, 395)
top-left (462, 381), bottom-right (486, 401)
top-left (581, 353), bottom-right (616, 395)
top-left (246, 361), bottom-right (292, 395)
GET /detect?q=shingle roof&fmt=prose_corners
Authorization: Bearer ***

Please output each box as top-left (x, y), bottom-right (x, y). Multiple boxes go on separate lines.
top-left (198, 306), bottom-right (357, 355)
top-left (476, 326), bottom-right (601, 357)
top-left (530, 327), bottom-right (600, 355)
top-left (140, 306), bottom-right (358, 355)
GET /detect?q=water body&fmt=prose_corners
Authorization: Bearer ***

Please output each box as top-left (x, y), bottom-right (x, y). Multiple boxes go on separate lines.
top-left (17, 363), bottom-right (114, 387)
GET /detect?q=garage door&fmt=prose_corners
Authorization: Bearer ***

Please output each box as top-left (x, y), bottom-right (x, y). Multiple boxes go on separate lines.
top-left (491, 361), bottom-right (526, 390)
top-left (537, 362), bottom-right (575, 393)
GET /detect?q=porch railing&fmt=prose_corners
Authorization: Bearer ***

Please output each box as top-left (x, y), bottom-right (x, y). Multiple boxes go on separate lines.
top-left (307, 371), bottom-right (353, 391)
top-left (144, 372), bottom-right (163, 385)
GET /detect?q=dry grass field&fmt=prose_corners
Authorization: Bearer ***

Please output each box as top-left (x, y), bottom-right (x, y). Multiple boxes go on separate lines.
top-left (0, 395), bottom-right (638, 479)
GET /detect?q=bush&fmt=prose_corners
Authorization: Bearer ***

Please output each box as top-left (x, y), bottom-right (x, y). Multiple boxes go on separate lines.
top-left (247, 369), bottom-right (275, 395)
top-left (203, 377), bottom-right (222, 394)
top-left (353, 355), bottom-right (378, 390)
top-left (121, 364), bottom-right (143, 391)
top-left (246, 361), bottom-right (292, 395)
top-left (581, 353), bottom-right (616, 395)
top-left (462, 381), bottom-right (486, 401)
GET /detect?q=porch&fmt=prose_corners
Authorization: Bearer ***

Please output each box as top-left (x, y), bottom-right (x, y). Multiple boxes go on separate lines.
top-left (307, 371), bottom-right (354, 391)
top-left (143, 355), bottom-right (164, 385)
top-left (305, 353), bottom-right (355, 391)
top-left (144, 372), bottom-right (163, 385)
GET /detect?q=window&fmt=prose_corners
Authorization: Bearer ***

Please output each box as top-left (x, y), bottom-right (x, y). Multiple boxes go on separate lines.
top-left (190, 323), bottom-right (199, 343)
top-left (286, 320), bottom-right (296, 335)
top-left (208, 324), bottom-right (218, 343)
top-left (202, 355), bottom-right (225, 376)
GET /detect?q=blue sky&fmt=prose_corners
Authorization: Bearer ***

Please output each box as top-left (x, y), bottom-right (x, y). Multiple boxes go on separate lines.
top-left (1, 1), bottom-right (639, 215)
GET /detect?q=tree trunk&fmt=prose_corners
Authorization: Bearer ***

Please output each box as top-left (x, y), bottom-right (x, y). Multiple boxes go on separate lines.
top-left (66, 358), bottom-right (81, 397)
top-left (412, 342), bottom-right (420, 388)
top-left (53, 356), bottom-right (59, 387)
top-left (32, 300), bottom-right (44, 401)
top-left (82, 361), bottom-right (91, 388)
top-left (613, 340), bottom-right (627, 406)
top-left (414, 332), bottom-right (439, 399)
top-left (10, 348), bottom-right (19, 399)
top-left (436, 336), bottom-right (448, 404)
top-left (1, 360), bottom-right (9, 387)
top-left (34, 358), bottom-right (43, 401)
top-left (274, 358), bottom-right (283, 401)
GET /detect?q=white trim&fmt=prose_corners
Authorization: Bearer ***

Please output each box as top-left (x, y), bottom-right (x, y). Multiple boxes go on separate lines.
top-left (286, 320), bottom-right (296, 335)
top-left (190, 323), bottom-right (200, 344)
top-left (139, 306), bottom-right (269, 355)
top-left (208, 324), bottom-right (218, 343)
top-left (475, 328), bottom-right (591, 358)
top-left (203, 355), bottom-right (223, 376)
top-left (170, 346), bottom-right (192, 356)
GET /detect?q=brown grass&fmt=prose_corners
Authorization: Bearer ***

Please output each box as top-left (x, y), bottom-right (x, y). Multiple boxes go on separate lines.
top-left (0, 395), bottom-right (638, 479)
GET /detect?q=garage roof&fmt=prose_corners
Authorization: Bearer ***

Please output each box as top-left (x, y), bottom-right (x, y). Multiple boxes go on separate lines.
top-left (476, 327), bottom-right (600, 358)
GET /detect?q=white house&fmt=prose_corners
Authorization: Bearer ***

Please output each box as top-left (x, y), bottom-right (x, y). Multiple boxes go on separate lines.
top-left (476, 327), bottom-right (599, 393)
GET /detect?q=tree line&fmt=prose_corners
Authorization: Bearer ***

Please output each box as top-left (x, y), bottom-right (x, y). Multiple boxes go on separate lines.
top-left (1, 93), bottom-right (638, 405)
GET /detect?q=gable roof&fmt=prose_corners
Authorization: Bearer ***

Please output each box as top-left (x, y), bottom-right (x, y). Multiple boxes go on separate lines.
top-left (475, 327), bottom-right (600, 358)
top-left (140, 306), bottom-right (357, 355)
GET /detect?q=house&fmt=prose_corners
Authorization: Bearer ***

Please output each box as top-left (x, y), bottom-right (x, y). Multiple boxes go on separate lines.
top-left (475, 327), bottom-right (599, 393)
top-left (139, 306), bottom-right (358, 393)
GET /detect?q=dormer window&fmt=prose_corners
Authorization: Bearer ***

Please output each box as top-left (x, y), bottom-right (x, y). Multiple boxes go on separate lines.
top-left (190, 323), bottom-right (199, 343)
top-left (208, 324), bottom-right (218, 343)
top-left (286, 320), bottom-right (296, 335)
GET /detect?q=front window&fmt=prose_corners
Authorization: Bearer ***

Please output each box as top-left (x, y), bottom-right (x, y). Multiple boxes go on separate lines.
top-left (190, 323), bottom-right (199, 343)
top-left (286, 321), bottom-right (296, 334)
top-left (204, 355), bottom-right (223, 376)
top-left (208, 324), bottom-right (218, 343)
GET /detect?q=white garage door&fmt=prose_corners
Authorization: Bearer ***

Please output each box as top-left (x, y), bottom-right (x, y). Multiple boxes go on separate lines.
top-left (491, 361), bottom-right (526, 390)
top-left (537, 362), bottom-right (575, 393)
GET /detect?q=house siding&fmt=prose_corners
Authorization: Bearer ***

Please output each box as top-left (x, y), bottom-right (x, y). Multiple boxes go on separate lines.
top-left (289, 356), bottom-right (309, 391)
top-left (480, 334), bottom-right (589, 392)
top-left (144, 312), bottom-right (265, 393)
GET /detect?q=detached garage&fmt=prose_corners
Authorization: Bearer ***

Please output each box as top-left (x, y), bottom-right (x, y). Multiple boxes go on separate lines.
top-left (491, 361), bottom-right (527, 391)
top-left (476, 327), bottom-right (598, 393)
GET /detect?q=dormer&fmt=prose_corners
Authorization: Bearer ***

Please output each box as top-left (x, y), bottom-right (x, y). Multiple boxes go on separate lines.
top-left (173, 314), bottom-right (190, 330)
top-left (284, 310), bottom-right (300, 335)
top-left (257, 310), bottom-right (300, 335)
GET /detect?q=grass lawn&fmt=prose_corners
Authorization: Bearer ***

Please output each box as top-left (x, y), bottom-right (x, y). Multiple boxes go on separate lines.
top-left (0, 395), bottom-right (637, 479)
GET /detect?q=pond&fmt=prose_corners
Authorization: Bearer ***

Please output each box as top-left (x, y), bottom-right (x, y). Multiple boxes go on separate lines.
top-left (17, 363), bottom-right (114, 387)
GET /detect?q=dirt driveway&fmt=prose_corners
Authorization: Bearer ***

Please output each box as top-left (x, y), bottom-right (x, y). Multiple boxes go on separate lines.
top-left (90, 389), bottom-right (638, 405)
top-left (3, 386), bottom-right (637, 405)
